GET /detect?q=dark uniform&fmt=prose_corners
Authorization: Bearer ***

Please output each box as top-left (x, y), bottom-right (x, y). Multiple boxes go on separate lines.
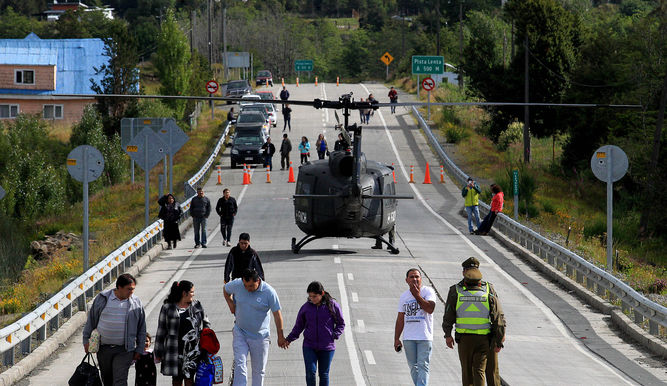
top-left (443, 257), bottom-right (505, 386)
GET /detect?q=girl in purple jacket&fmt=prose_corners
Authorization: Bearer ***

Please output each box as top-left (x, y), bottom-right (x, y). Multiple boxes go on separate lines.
top-left (286, 281), bottom-right (345, 386)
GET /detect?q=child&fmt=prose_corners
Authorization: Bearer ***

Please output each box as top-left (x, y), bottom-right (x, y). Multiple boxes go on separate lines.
top-left (195, 328), bottom-right (223, 386)
top-left (135, 333), bottom-right (157, 386)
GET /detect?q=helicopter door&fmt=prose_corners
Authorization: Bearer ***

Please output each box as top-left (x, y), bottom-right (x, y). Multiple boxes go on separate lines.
top-left (383, 179), bottom-right (397, 228)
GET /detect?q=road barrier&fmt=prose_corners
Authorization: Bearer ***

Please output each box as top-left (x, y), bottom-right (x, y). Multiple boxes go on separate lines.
top-left (411, 106), bottom-right (667, 347)
top-left (0, 121), bottom-right (231, 369)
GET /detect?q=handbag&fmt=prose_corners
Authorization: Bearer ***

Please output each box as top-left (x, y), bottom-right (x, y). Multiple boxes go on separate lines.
top-left (68, 353), bottom-right (102, 386)
top-left (88, 329), bottom-right (100, 353)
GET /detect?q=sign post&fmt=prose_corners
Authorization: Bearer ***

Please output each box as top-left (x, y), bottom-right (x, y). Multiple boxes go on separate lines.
top-left (381, 52), bottom-right (393, 80)
top-left (295, 60), bottom-right (313, 83)
top-left (206, 80), bottom-right (219, 120)
top-left (512, 169), bottom-right (519, 220)
top-left (421, 77), bottom-right (436, 120)
top-left (590, 145), bottom-right (628, 271)
top-left (66, 145), bottom-right (105, 272)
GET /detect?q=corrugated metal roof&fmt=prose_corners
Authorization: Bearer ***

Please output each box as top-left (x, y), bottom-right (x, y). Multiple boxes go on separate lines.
top-left (0, 33), bottom-right (107, 95)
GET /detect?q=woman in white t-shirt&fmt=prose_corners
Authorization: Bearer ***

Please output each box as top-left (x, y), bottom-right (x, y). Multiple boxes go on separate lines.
top-left (394, 268), bottom-right (436, 386)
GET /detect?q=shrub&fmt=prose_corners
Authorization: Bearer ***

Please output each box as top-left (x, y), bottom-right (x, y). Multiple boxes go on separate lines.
top-left (519, 201), bottom-right (540, 218)
top-left (444, 123), bottom-right (469, 144)
top-left (0, 217), bottom-right (28, 283)
top-left (497, 120), bottom-right (523, 151)
top-left (583, 216), bottom-right (606, 239)
top-left (541, 199), bottom-right (556, 214)
top-left (648, 279), bottom-right (667, 294)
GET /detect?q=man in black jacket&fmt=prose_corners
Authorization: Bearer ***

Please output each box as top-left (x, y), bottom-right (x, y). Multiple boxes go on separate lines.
top-left (224, 233), bottom-right (265, 283)
top-left (190, 187), bottom-right (211, 248)
top-left (261, 137), bottom-right (276, 171)
top-left (279, 133), bottom-right (292, 170)
top-left (216, 188), bottom-right (238, 246)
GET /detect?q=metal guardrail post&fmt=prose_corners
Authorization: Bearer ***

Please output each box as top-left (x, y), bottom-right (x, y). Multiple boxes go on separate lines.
top-left (49, 314), bottom-right (59, 331)
top-left (649, 320), bottom-right (658, 335)
top-left (78, 294), bottom-right (86, 313)
top-left (21, 334), bottom-right (31, 355)
top-left (37, 325), bottom-right (46, 341)
top-left (3, 347), bottom-right (13, 366)
top-left (64, 303), bottom-right (72, 319)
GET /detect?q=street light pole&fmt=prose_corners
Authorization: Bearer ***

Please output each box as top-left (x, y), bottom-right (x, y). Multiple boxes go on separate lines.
top-left (207, 0), bottom-right (212, 68)
top-left (458, 1), bottom-right (464, 90)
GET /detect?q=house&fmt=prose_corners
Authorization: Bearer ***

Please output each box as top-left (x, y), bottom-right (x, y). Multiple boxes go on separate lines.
top-left (0, 33), bottom-right (107, 124)
top-left (43, 1), bottom-right (114, 22)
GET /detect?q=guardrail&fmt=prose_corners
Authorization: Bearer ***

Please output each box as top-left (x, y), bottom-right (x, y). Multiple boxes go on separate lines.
top-left (0, 121), bottom-right (231, 368)
top-left (411, 106), bottom-right (667, 339)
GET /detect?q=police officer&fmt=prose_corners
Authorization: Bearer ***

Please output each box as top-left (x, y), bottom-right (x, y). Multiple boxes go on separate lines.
top-left (442, 257), bottom-right (505, 386)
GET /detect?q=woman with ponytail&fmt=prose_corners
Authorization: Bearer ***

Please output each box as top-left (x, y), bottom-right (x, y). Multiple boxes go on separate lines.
top-left (286, 281), bottom-right (345, 386)
top-left (154, 281), bottom-right (210, 385)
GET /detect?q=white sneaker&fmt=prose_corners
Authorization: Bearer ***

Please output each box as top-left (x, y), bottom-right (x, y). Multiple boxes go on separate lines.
top-left (227, 241), bottom-right (232, 247)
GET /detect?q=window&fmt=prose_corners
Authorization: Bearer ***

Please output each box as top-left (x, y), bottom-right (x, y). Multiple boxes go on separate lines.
top-left (15, 69), bottom-right (35, 85)
top-left (43, 105), bottom-right (63, 119)
top-left (0, 104), bottom-right (19, 118)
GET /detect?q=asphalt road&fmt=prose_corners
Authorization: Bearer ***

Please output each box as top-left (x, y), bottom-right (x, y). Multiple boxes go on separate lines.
top-left (20, 82), bottom-right (667, 385)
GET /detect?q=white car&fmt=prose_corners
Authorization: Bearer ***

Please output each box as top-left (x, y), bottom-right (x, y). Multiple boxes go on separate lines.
top-left (262, 103), bottom-right (278, 127)
top-left (240, 94), bottom-right (262, 107)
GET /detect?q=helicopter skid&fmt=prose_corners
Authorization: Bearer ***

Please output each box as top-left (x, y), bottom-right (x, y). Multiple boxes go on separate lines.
top-left (374, 235), bottom-right (400, 255)
top-left (291, 235), bottom-right (399, 255)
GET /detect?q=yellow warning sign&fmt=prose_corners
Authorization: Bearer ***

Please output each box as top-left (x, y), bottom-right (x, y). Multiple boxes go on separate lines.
top-left (126, 145), bottom-right (139, 152)
top-left (381, 52), bottom-right (394, 66)
top-left (67, 159), bottom-right (77, 166)
top-left (596, 152), bottom-right (606, 159)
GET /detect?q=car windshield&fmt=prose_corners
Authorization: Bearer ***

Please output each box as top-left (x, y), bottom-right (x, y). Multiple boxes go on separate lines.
top-left (228, 80), bottom-right (248, 89)
top-left (242, 106), bottom-right (268, 116)
top-left (237, 114), bottom-right (265, 124)
top-left (257, 71), bottom-right (271, 77)
top-left (258, 93), bottom-right (273, 100)
top-left (234, 136), bottom-right (263, 146)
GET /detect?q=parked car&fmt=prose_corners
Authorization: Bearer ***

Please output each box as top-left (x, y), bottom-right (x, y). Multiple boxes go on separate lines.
top-left (255, 70), bottom-right (273, 86)
top-left (241, 104), bottom-right (276, 128)
top-left (236, 110), bottom-right (270, 135)
top-left (262, 103), bottom-right (278, 127)
top-left (240, 94), bottom-right (262, 107)
top-left (224, 80), bottom-right (252, 103)
top-left (256, 90), bottom-right (275, 102)
top-left (230, 126), bottom-right (267, 169)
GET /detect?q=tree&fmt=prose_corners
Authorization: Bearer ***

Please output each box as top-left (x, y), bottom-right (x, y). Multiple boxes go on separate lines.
top-left (155, 9), bottom-right (192, 118)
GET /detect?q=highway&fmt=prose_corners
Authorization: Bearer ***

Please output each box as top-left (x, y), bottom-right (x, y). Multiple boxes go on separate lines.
top-left (20, 83), bottom-right (667, 385)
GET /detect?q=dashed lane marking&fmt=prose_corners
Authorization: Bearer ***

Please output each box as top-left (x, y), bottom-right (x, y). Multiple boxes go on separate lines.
top-left (357, 319), bottom-right (366, 333)
top-left (337, 273), bottom-right (367, 386)
top-left (352, 292), bottom-right (358, 302)
top-left (364, 350), bottom-right (376, 365)
top-left (347, 273), bottom-right (354, 281)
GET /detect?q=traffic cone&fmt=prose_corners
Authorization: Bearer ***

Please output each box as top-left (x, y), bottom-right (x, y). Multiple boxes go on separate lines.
top-left (296, 77), bottom-right (299, 87)
top-left (391, 162), bottom-right (396, 183)
top-left (423, 162), bottom-right (432, 184)
top-left (266, 79), bottom-right (269, 87)
top-left (248, 166), bottom-right (253, 184)
top-left (440, 165), bottom-right (445, 183)
top-left (336, 76), bottom-right (339, 87)
top-left (242, 164), bottom-right (249, 185)
top-left (315, 76), bottom-right (318, 86)
top-left (281, 78), bottom-right (285, 87)
top-left (266, 167), bottom-right (272, 183)
top-left (216, 166), bottom-right (222, 185)
top-left (409, 165), bottom-right (415, 183)
top-left (288, 161), bottom-right (296, 183)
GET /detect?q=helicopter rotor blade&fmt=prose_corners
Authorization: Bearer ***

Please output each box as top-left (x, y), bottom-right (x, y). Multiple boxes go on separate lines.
top-left (293, 194), bottom-right (348, 199)
top-left (361, 194), bottom-right (414, 199)
top-left (334, 111), bottom-right (340, 124)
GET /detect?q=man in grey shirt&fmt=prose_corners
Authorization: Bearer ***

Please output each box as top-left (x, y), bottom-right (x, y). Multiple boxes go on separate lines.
top-left (83, 273), bottom-right (146, 386)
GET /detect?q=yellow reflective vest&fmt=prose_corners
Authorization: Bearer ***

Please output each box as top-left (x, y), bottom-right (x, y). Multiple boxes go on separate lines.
top-left (455, 282), bottom-right (491, 335)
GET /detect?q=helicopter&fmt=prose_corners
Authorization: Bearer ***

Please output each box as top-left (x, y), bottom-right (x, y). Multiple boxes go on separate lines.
top-left (290, 92), bottom-right (414, 254)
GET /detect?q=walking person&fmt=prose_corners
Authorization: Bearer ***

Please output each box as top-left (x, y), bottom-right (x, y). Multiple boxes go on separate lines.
top-left (367, 94), bottom-right (378, 123)
top-left (134, 333), bottom-right (157, 386)
top-left (280, 133), bottom-right (292, 170)
top-left (475, 184), bottom-right (504, 236)
top-left (388, 86), bottom-right (398, 114)
top-left (224, 232), bottom-right (265, 283)
top-left (443, 257), bottom-right (505, 386)
top-left (285, 281), bottom-right (345, 386)
top-left (280, 86), bottom-right (290, 102)
top-left (282, 104), bottom-right (292, 132)
top-left (261, 137), bottom-right (276, 171)
top-left (462, 178), bottom-right (482, 234)
top-left (190, 187), bottom-right (211, 248)
top-left (333, 133), bottom-right (347, 151)
top-left (155, 280), bottom-right (211, 386)
top-left (82, 273), bottom-right (146, 386)
top-left (299, 136), bottom-right (311, 165)
top-left (215, 188), bottom-right (238, 247)
top-left (158, 194), bottom-right (182, 250)
top-left (223, 268), bottom-right (287, 386)
top-left (315, 133), bottom-right (328, 160)
top-left (394, 268), bottom-right (436, 386)
top-left (359, 98), bottom-right (366, 124)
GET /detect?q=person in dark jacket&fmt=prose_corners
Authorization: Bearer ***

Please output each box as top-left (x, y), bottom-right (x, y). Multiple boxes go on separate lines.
top-left (261, 137), bottom-right (276, 171)
top-left (282, 104), bottom-right (292, 132)
top-left (158, 193), bottom-right (182, 249)
top-left (215, 188), bottom-right (238, 247)
top-left (223, 232), bottom-right (265, 283)
top-left (190, 187), bottom-right (211, 248)
top-left (280, 133), bottom-right (292, 170)
top-left (333, 133), bottom-right (347, 151)
top-left (227, 107), bottom-right (235, 123)
top-left (286, 281), bottom-right (345, 386)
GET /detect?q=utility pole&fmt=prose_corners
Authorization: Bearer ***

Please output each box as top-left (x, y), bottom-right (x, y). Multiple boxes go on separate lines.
top-left (190, 11), bottom-right (195, 55)
top-left (223, 4), bottom-right (228, 80)
top-left (458, 1), bottom-right (464, 90)
top-left (208, 0), bottom-right (212, 68)
top-left (524, 35), bottom-right (531, 164)
top-left (435, 0), bottom-right (441, 56)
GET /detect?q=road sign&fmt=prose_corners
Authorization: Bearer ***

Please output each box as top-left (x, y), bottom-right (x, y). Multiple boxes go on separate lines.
top-left (206, 80), bottom-right (219, 94)
top-left (512, 170), bottom-right (519, 195)
top-left (591, 145), bottom-right (628, 183)
top-left (412, 55), bottom-right (444, 75)
top-left (67, 145), bottom-right (105, 183)
top-left (295, 60), bottom-right (313, 72)
top-left (225, 52), bottom-right (250, 68)
top-left (421, 77), bottom-right (436, 91)
top-left (0, 185), bottom-right (5, 200)
top-left (381, 52), bottom-right (394, 66)
top-left (126, 127), bottom-right (167, 172)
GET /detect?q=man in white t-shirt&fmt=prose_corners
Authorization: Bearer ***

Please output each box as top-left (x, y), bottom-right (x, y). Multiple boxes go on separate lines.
top-left (394, 268), bottom-right (437, 386)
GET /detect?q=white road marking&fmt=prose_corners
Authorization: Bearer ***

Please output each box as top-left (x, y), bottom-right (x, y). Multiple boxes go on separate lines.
top-left (347, 273), bottom-right (354, 281)
top-left (360, 83), bottom-right (633, 385)
top-left (357, 319), bottom-right (365, 333)
top-left (352, 292), bottom-right (359, 302)
top-left (364, 350), bottom-right (376, 365)
top-left (337, 273), bottom-right (367, 386)
top-left (334, 257), bottom-right (341, 263)
top-left (333, 244), bottom-right (340, 250)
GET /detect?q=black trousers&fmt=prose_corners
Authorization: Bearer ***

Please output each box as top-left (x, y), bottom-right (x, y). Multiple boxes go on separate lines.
top-left (281, 153), bottom-right (290, 169)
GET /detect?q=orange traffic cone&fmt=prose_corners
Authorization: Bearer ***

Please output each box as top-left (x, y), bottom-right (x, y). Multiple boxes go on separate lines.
top-left (315, 76), bottom-right (318, 86)
top-left (288, 161), bottom-right (296, 183)
top-left (409, 165), bottom-right (415, 183)
top-left (391, 162), bottom-right (397, 183)
top-left (296, 77), bottom-right (299, 87)
top-left (248, 166), bottom-right (252, 184)
top-left (423, 163), bottom-right (432, 184)
top-left (216, 165), bottom-right (222, 185)
top-left (336, 76), bottom-right (339, 87)
top-left (242, 164), bottom-right (249, 185)
top-left (281, 78), bottom-right (285, 87)
top-left (266, 167), bottom-right (272, 183)
top-left (440, 165), bottom-right (445, 183)
top-left (266, 79), bottom-right (269, 87)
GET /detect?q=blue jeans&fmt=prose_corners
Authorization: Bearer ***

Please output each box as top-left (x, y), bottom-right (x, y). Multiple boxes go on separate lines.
top-left (232, 327), bottom-right (270, 386)
top-left (193, 217), bottom-right (207, 246)
top-left (302, 346), bottom-right (335, 386)
top-left (465, 205), bottom-right (481, 232)
top-left (403, 340), bottom-right (432, 386)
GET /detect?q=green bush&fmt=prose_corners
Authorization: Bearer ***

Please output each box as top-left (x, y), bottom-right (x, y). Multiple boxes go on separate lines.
top-left (583, 216), bottom-right (606, 239)
top-left (0, 217), bottom-right (28, 284)
top-left (519, 201), bottom-right (540, 218)
top-left (541, 199), bottom-right (556, 214)
top-left (444, 124), bottom-right (469, 144)
top-left (497, 120), bottom-right (523, 151)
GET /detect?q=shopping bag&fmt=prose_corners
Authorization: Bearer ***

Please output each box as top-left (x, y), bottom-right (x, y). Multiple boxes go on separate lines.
top-left (88, 329), bottom-right (100, 353)
top-left (68, 353), bottom-right (102, 386)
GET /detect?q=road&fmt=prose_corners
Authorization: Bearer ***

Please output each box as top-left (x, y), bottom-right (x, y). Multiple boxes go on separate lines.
top-left (20, 82), bottom-right (667, 385)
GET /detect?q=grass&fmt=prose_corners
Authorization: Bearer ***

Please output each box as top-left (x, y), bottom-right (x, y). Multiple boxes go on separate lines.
top-left (394, 77), bottom-right (667, 300)
top-left (0, 105), bottom-right (229, 318)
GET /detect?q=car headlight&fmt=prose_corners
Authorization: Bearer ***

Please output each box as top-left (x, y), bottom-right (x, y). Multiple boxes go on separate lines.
top-left (231, 149), bottom-right (239, 154)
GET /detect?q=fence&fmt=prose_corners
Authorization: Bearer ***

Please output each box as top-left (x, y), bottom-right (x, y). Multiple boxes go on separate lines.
top-left (411, 106), bottom-right (667, 340)
top-left (0, 121), bottom-right (231, 368)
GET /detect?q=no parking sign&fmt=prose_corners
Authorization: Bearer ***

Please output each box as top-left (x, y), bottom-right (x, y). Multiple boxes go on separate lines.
top-left (206, 80), bottom-right (219, 94)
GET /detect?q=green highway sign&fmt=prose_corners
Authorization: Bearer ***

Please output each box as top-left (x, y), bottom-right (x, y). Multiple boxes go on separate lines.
top-left (513, 169), bottom-right (519, 195)
top-left (412, 55), bottom-right (444, 75)
top-left (295, 60), bottom-right (313, 72)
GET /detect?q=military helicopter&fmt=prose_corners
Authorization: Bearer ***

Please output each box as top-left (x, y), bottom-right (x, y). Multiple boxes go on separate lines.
top-left (289, 92), bottom-right (413, 254)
